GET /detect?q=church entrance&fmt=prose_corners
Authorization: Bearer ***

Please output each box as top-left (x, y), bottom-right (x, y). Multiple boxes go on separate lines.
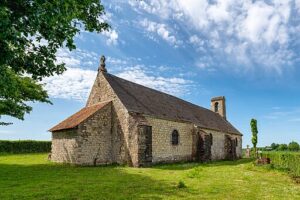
top-left (225, 135), bottom-right (237, 160)
top-left (195, 131), bottom-right (212, 162)
top-left (138, 125), bottom-right (152, 166)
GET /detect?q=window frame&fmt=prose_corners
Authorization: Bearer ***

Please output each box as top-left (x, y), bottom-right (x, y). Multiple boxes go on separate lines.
top-left (171, 129), bottom-right (179, 145)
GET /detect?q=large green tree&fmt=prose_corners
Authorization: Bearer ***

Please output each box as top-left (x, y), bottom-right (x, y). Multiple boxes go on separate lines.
top-left (288, 141), bottom-right (300, 151)
top-left (250, 119), bottom-right (258, 157)
top-left (0, 0), bottom-right (109, 125)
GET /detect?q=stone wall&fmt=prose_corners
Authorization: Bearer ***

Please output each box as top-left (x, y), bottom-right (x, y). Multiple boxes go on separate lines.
top-left (86, 72), bottom-right (117, 106)
top-left (51, 129), bottom-right (79, 163)
top-left (236, 136), bottom-right (243, 158)
top-left (85, 72), bottom-right (137, 166)
top-left (51, 103), bottom-right (117, 165)
top-left (201, 128), bottom-right (242, 160)
top-left (145, 116), bottom-right (194, 163)
top-left (75, 102), bottom-right (112, 165)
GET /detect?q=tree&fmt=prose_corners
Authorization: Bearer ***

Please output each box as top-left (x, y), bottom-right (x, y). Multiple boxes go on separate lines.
top-left (277, 144), bottom-right (288, 151)
top-left (288, 141), bottom-right (300, 151)
top-left (250, 119), bottom-right (258, 157)
top-left (0, 0), bottom-right (109, 125)
top-left (270, 143), bottom-right (279, 150)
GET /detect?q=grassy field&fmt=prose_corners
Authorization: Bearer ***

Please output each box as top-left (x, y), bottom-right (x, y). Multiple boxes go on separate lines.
top-left (0, 154), bottom-right (299, 200)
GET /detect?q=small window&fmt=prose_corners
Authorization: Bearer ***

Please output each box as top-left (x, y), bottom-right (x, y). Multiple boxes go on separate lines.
top-left (171, 130), bottom-right (179, 145)
top-left (210, 133), bottom-right (213, 145)
top-left (235, 138), bottom-right (238, 146)
top-left (214, 102), bottom-right (219, 112)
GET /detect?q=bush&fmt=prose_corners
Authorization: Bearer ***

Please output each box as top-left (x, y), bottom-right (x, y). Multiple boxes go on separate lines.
top-left (177, 180), bottom-right (186, 188)
top-left (0, 140), bottom-right (51, 153)
top-left (262, 151), bottom-right (300, 177)
top-left (288, 141), bottom-right (300, 151)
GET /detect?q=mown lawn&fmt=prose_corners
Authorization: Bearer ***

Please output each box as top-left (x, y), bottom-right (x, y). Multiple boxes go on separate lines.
top-left (0, 154), bottom-right (299, 200)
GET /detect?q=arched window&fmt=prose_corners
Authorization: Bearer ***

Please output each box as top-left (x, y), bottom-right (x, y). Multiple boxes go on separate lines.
top-left (214, 102), bottom-right (219, 112)
top-left (171, 130), bottom-right (179, 145)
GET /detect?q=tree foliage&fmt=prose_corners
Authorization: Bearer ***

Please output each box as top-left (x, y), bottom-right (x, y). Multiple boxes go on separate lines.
top-left (271, 143), bottom-right (280, 150)
top-left (0, 0), bottom-right (109, 124)
top-left (277, 144), bottom-right (288, 151)
top-left (288, 141), bottom-right (300, 151)
top-left (250, 118), bottom-right (258, 156)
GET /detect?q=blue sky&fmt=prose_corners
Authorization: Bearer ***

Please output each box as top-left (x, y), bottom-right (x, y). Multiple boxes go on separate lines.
top-left (1, 0), bottom-right (300, 147)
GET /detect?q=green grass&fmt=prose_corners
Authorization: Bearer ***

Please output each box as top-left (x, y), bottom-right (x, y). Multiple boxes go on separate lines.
top-left (0, 154), bottom-right (299, 200)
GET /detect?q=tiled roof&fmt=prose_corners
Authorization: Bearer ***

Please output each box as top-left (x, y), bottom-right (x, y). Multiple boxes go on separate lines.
top-left (49, 101), bottom-right (110, 132)
top-left (104, 73), bottom-right (242, 135)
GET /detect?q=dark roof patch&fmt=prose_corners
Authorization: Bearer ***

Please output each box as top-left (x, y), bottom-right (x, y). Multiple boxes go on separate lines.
top-left (104, 73), bottom-right (241, 135)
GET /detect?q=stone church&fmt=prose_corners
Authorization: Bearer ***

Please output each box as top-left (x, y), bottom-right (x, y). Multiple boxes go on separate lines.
top-left (50, 56), bottom-right (242, 167)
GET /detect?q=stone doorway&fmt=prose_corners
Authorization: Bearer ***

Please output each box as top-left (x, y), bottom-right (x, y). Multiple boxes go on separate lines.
top-left (195, 131), bottom-right (212, 162)
top-left (138, 125), bottom-right (152, 166)
top-left (225, 135), bottom-right (237, 160)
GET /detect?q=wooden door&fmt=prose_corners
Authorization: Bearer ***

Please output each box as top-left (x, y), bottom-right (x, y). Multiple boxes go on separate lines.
top-left (138, 125), bottom-right (152, 166)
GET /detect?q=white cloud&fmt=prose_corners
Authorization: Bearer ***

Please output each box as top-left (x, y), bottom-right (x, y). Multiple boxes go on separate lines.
top-left (42, 67), bottom-right (96, 101)
top-left (42, 65), bottom-right (194, 100)
top-left (116, 65), bottom-right (193, 96)
top-left (103, 29), bottom-right (119, 45)
top-left (238, 1), bottom-right (290, 45)
top-left (139, 19), bottom-right (181, 47)
top-left (129, 0), bottom-right (180, 19)
top-left (296, 0), bottom-right (300, 12)
top-left (55, 48), bottom-right (98, 68)
top-left (189, 35), bottom-right (203, 46)
top-left (129, 0), bottom-right (299, 73)
top-left (52, 47), bottom-right (195, 100)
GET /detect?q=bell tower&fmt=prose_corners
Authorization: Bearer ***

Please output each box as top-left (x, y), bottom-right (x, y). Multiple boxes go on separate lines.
top-left (211, 96), bottom-right (226, 120)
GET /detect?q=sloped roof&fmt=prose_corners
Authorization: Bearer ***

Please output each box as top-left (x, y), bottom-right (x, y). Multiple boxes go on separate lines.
top-left (104, 73), bottom-right (242, 135)
top-left (49, 102), bottom-right (110, 132)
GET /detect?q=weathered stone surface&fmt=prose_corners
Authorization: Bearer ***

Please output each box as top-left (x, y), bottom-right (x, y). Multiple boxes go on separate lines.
top-left (51, 129), bottom-right (78, 163)
top-left (145, 116), bottom-right (194, 163)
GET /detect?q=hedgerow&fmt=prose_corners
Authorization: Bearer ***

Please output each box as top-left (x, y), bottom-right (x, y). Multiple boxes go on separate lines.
top-left (262, 151), bottom-right (300, 177)
top-left (0, 140), bottom-right (51, 153)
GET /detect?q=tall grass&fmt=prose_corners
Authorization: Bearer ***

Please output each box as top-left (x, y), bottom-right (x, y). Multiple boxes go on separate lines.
top-left (262, 151), bottom-right (300, 177)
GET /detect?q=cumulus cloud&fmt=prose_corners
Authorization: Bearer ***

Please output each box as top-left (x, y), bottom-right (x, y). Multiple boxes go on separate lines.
top-left (130, 0), bottom-right (299, 73)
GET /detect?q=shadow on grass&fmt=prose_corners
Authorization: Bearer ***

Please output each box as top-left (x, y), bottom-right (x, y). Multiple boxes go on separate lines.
top-left (152, 158), bottom-right (255, 170)
top-left (0, 162), bottom-right (193, 200)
